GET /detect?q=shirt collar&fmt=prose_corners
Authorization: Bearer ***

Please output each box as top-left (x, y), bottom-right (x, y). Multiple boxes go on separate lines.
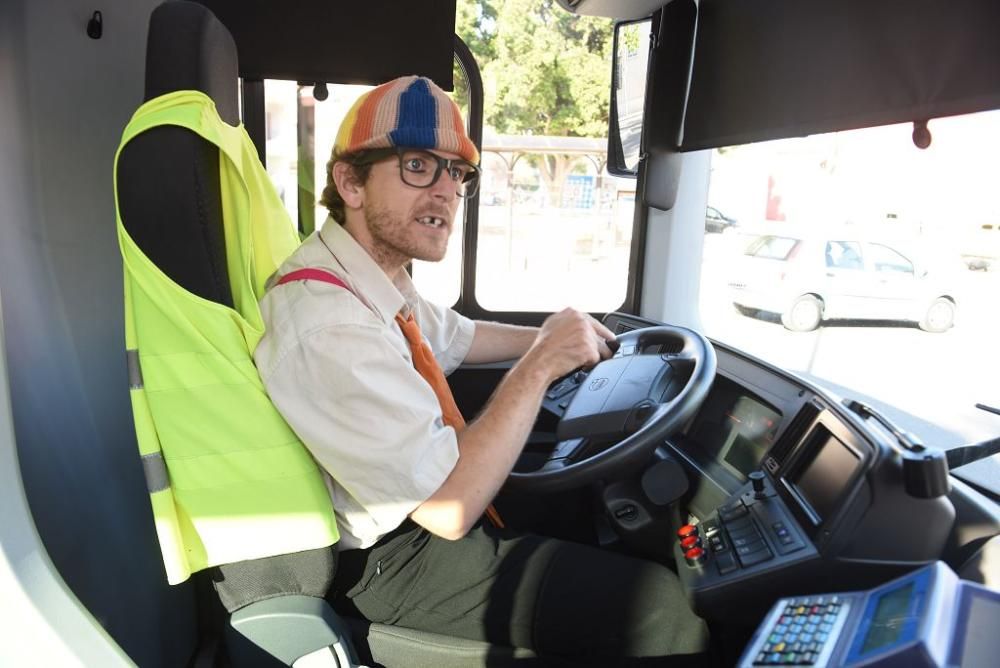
top-left (317, 218), bottom-right (415, 322)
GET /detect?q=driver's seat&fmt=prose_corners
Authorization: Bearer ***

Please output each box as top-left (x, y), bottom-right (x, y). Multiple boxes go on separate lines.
top-left (115, 2), bottom-right (537, 665)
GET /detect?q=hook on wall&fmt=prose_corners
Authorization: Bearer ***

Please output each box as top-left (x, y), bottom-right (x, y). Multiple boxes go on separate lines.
top-left (87, 11), bottom-right (103, 40)
top-left (912, 119), bottom-right (932, 149)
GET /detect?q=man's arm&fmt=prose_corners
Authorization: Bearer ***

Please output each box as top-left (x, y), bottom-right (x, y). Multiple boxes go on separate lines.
top-left (463, 320), bottom-right (539, 364)
top-left (410, 309), bottom-right (616, 539)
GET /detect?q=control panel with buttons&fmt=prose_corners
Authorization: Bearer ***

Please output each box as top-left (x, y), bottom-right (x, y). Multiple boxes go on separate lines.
top-left (675, 472), bottom-right (812, 589)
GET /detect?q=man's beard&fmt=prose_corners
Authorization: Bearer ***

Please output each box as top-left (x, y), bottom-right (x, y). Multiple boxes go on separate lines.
top-left (364, 201), bottom-right (449, 269)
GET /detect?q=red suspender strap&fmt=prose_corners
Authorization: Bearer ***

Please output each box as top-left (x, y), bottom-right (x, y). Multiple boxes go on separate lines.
top-left (275, 268), bottom-right (353, 293)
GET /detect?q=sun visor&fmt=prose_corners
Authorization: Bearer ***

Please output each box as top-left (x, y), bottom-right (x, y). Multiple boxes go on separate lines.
top-left (673, 0), bottom-right (1000, 151)
top-left (196, 1), bottom-right (457, 89)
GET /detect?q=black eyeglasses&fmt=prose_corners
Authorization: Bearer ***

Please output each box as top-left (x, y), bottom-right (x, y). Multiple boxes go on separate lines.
top-left (357, 148), bottom-right (481, 198)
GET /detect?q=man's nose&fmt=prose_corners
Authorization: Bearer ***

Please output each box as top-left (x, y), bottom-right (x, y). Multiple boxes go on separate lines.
top-left (429, 171), bottom-right (458, 202)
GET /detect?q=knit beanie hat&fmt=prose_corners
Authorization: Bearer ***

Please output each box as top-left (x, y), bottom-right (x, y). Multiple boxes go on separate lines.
top-left (334, 75), bottom-right (480, 165)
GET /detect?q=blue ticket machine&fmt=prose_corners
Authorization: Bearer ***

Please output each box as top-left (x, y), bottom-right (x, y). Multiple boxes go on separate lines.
top-left (737, 562), bottom-right (999, 667)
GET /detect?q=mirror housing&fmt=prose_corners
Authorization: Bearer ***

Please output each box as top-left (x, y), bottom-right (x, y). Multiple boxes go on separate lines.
top-left (607, 18), bottom-right (652, 177)
top-left (608, 2), bottom-right (699, 210)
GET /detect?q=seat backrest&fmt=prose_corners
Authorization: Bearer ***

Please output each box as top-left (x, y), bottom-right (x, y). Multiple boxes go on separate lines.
top-left (115, 2), bottom-right (341, 661)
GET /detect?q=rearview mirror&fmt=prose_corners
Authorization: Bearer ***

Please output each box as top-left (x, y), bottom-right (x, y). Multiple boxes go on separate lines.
top-left (607, 18), bottom-right (652, 177)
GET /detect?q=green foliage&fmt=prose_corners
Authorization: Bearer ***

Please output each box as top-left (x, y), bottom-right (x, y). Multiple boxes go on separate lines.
top-left (620, 22), bottom-right (642, 55)
top-left (456, 0), bottom-right (613, 139)
top-left (455, 0), bottom-right (615, 204)
top-left (456, 0), bottom-right (498, 63)
top-left (453, 0), bottom-right (497, 115)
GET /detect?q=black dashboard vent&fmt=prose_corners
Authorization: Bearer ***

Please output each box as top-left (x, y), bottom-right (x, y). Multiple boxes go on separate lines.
top-left (765, 399), bottom-right (822, 473)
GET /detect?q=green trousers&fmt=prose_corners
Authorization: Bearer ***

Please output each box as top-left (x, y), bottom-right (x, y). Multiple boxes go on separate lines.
top-left (329, 520), bottom-right (709, 666)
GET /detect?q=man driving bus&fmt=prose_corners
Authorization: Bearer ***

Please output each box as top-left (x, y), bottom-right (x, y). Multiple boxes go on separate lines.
top-left (254, 75), bottom-right (708, 665)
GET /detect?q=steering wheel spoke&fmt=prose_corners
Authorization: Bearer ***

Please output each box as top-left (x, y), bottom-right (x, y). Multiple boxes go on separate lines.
top-left (538, 437), bottom-right (587, 470)
top-left (538, 457), bottom-right (570, 474)
top-left (659, 349), bottom-right (698, 371)
top-left (554, 437), bottom-right (589, 460)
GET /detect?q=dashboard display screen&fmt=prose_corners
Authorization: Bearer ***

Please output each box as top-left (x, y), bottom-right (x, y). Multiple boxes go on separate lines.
top-left (787, 429), bottom-right (861, 523)
top-left (690, 378), bottom-right (781, 479)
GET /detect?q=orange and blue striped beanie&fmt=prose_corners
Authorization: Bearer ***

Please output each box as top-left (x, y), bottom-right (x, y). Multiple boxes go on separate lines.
top-left (334, 76), bottom-right (479, 165)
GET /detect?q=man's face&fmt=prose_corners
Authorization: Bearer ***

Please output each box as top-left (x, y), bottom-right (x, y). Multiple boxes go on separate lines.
top-left (360, 150), bottom-right (463, 267)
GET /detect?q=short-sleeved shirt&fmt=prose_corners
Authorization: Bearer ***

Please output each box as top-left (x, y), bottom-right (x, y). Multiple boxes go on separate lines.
top-left (254, 219), bottom-right (475, 549)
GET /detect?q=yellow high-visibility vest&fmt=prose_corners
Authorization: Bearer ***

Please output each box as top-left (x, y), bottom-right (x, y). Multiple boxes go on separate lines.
top-left (114, 90), bottom-right (338, 585)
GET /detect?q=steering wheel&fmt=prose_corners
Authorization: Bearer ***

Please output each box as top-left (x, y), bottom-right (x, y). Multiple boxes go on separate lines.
top-left (505, 325), bottom-right (717, 493)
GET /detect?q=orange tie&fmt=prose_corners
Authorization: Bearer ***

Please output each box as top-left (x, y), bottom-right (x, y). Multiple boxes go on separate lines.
top-left (395, 312), bottom-right (504, 529)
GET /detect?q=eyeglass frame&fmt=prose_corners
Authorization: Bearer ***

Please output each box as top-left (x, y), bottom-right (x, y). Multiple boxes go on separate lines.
top-left (351, 147), bottom-right (481, 198)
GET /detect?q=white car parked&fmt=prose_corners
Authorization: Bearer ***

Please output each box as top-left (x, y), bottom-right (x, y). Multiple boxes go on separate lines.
top-left (729, 235), bottom-right (957, 332)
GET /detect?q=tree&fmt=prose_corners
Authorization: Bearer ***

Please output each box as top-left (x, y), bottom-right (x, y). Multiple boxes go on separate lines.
top-left (456, 0), bottom-right (498, 63)
top-left (453, 0), bottom-right (497, 117)
top-left (457, 0), bottom-right (614, 205)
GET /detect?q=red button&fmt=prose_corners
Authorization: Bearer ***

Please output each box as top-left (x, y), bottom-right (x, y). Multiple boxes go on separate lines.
top-left (680, 535), bottom-right (702, 550)
top-left (684, 547), bottom-right (706, 566)
top-left (677, 524), bottom-right (699, 540)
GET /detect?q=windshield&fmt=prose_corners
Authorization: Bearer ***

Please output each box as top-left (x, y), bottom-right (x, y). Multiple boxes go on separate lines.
top-left (699, 111), bottom-right (1000, 495)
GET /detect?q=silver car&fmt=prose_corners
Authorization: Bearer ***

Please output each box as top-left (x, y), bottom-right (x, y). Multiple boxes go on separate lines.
top-left (729, 235), bottom-right (957, 332)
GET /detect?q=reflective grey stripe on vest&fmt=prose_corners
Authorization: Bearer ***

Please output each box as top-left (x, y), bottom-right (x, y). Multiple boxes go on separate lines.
top-left (142, 452), bottom-right (169, 493)
top-left (126, 349), bottom-right (143, 389)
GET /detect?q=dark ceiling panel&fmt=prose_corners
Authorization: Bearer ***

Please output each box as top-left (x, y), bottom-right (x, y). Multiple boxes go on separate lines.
top-left (198, 0), bottom-right (457, 89)
top-left (678, 0), bottom-right (1000, 150)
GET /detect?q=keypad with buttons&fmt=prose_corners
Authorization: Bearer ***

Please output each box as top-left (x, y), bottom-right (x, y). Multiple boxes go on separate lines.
top-left (752, 596), bottom-right (845, 665)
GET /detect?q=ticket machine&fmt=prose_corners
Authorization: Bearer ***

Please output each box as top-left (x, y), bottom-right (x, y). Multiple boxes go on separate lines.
top-left (737, 562), bottom-right (998, 667)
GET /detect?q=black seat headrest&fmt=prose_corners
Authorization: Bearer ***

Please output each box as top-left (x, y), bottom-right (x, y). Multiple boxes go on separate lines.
top-left (118, 1), bottom-right (239, 307)
top-left (145, 0), bottom-right (239, 125)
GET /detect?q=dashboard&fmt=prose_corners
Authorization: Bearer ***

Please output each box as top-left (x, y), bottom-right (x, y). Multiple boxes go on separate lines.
top-left (536, 312), bottom-right (998, 624)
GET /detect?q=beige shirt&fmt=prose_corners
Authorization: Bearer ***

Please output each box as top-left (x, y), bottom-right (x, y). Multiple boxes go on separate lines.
top-left (254, 219), bottom-right (475, 549)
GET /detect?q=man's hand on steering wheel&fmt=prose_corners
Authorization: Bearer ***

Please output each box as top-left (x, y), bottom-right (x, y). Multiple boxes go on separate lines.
top-left (526, 308), bottom-right (617, 383)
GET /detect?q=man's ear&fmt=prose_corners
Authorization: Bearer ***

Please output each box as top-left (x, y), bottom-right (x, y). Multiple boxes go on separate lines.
top-left (332, 162), bottom-right (365, 209)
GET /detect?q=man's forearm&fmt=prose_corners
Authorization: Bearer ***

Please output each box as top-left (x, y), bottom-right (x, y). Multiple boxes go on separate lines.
top-left (464, 320), bottom-right (539, 364)
top-left (409, 348), bottom-right (551, 539)
top-left (413, 308), bottom-right (614, 540)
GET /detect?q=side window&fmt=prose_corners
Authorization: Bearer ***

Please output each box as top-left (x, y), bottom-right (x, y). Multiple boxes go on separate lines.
top-left (867, 243), bottom-right (914, 275)
top-left (825, 241), bottom-right (863, 270)
top-left (462, 0), bottom-right (636, 313)
top-left (264, 80), bottom-right (370, 235)
top-left (262, 1), bottom-right (634, 314)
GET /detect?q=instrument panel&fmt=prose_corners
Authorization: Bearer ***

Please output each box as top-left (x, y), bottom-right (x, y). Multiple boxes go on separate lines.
top-left (598, 313), bottom-right (960, 623)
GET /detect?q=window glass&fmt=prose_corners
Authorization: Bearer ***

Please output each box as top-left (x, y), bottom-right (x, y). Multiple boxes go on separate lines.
top-left (867, 243), bottom-right (913, 274)
top-left (263, 3), bottom-right (635, 314)
top-left (748, 236), bottom-right (798, 260)
top-left (263, 80), bottom-right (301, 225)
top-left (461, 0), bottom-right (636, 312)
top-left (825, 241), bottom-right (863, 270)
top-left (700, 111), bottom-right (1000, 463)
top-left (264, 79), bottom-right (366, 232)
